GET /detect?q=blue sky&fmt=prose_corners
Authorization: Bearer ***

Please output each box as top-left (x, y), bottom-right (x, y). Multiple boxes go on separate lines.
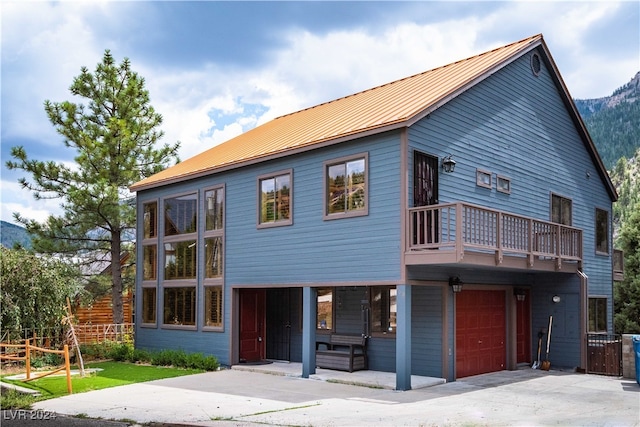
top-left (1, 1), bottom-right (639, 225)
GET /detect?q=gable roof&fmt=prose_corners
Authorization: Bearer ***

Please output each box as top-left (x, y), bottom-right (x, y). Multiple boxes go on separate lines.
top-left (131, 34), bottom-right (616, 200)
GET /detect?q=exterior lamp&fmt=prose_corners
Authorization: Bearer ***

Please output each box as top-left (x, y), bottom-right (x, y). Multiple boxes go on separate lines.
top-left (552, 295), bottom-right (561, 303)
top-left (514, 288), bottom-right (526, 302)
top-left (442, 154), bottom-right (456, 173)
top-left (449, 276), bottom-right (463, 293)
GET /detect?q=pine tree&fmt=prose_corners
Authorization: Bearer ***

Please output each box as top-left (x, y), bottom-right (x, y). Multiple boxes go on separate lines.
top-left (6, 50), bottom-right (180, 323)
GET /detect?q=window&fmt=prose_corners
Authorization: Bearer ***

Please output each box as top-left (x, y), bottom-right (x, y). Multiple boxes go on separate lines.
top-left (371, 286), bottom-right (397, 335)
top-left (204, 286), bottom-right (223, 328)
top-left (142, 201), bottom-right (158, 325)
top-left (161, 193), bottom-right (198, 328)
top-left (143, 202), bottom-right (157, 239)
top-left (163, 287), bottom-right (196, 326)
top-left (142, 245), bottom-right (157, 280)
top-left (141, 287), bottom-right (156, 324)
top-left (324, 154), bottom-right (367, 218)
top-left (205, 237), bottom-right (223, 278)
top-left (595, 208), bottom-right (609, 254)
top-left (551, 194), bottom-right (572, 225)
top-left (476, 169), bottom-right (492, 189)
top-left (258, 171), bottom-right (292, 227)
top-left (317, 288), bottom-right (334, 330)
top-left (164, 241), bottom-right (197, 280)
top-left (203, 186), bottom-right (225, 330)
top-left (497, 175), bottom-right (511, 194)
top-left (588, 297), bottom-right (607, 332)
top-left (165, 194), bottom-right (197, 235)
top-left (205, 188), bottom-right (224, 231)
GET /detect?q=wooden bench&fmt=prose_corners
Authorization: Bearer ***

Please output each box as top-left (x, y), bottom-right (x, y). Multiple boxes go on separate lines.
top-left (316, 334), bottom-right (367, 372)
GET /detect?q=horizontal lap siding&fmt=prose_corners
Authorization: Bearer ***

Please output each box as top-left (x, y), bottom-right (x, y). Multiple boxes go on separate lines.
top-left (225, 132), bottom-right (402, 285)
top-left (411, 286), bottom-right (443, 377)
top-left (409, 50), bottom-right (612, 308)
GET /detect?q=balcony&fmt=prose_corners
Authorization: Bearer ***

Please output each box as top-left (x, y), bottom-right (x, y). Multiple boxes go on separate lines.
top-left (406, 202), bottom-right (583, 272)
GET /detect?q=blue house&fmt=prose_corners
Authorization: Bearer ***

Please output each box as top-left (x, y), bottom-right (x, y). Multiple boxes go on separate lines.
top-left (130, 34), bottom-right (617, 389)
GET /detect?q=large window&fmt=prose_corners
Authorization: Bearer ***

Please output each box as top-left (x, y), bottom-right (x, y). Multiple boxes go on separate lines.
top-left (324, 154), bottom-right (367, 218)
top-left (162, 193), bottom-right (197, 328)
top-left (595, 208), bottom-right (609, 255)
top-left (551, 194), bottom-right (572, 225)
top-left (588, 297), bottom-right (607, 332)
top-left (141, 201), bottom-right (158, 326)
top-left (258, 171), bottom-right (292, 227)
top-left (371, 286), bottom-right (397, 335)
top-left (317, 288), bottom-right (334, 330)
top-left (203, 187), bottom-right (224, 330)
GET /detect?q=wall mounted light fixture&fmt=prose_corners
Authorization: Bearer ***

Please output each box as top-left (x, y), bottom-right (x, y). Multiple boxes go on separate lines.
top-left (552, 295), bottom-right (561, 303)
top-left (449, 276), bottom-right (463, 293)
top-left (442, 154), bottom-right (456, 173)
top-left (514, 288), bottom-right (526, 302)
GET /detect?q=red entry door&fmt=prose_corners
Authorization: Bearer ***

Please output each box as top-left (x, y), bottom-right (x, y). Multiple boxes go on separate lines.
top-left (239, 289), bottom-right (266, 362)
top-left (456, 290), bottom-right (506, 378)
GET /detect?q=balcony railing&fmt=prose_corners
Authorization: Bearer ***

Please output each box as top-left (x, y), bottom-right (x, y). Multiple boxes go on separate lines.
top-left (407, 202), bottom-right (583, 271)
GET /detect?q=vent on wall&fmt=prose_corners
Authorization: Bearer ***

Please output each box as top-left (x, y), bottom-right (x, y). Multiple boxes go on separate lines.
top-left (531, 52), bottom-right (541, 77)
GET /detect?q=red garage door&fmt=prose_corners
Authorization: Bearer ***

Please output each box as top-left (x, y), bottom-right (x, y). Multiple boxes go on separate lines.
top-left (456, 290), bottom-right (506, 378)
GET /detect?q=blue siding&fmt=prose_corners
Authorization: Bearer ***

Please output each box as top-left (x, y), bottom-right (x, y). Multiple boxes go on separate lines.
top-left (225, 132), bottom-right (402, 285)
top-left (409, 48), bottom-right (613, 327)
top-left (411, 285), bottom-right (443, 377)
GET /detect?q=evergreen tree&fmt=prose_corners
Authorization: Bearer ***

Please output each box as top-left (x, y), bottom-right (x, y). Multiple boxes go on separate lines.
top-left (614, 199), bottom-right (640, 334)
top-left (6, 50), bottom-right (180, 323)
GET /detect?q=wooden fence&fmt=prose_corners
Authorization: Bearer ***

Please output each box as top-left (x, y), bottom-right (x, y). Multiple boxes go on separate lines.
top-left (0, 339), bottom-right (73, 394)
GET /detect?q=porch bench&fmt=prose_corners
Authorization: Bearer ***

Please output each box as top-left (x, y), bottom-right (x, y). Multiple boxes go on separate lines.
top-left (316, 334), bottom-right (368, 372)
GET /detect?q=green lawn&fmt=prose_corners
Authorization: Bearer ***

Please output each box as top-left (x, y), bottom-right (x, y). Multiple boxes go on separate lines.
top-left (3, 361), bottom-right (205, 400)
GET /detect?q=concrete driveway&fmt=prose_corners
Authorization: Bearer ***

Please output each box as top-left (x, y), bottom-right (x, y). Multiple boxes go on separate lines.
top-left (25, 365), bottom-right (640, 426)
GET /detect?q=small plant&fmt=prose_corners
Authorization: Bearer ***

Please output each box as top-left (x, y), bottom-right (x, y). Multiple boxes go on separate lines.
top-left (0, 388), bottom-right (36, 410)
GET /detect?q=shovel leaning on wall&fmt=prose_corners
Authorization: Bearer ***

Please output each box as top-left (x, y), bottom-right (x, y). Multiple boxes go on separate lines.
top-left (541, 315), bottom-right (553, 371)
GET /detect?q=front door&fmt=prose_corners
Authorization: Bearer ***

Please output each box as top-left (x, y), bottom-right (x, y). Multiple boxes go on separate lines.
top-left (413, 151), bottom-right (439, 244)
top-left (456, 290), bottom-right (506, 378)
top-left (239, 289), bottom-right (266, 362)
top-left (516, 289), bottom-right (531, 364)
top-left (266, 288), bottom-right (291, 361)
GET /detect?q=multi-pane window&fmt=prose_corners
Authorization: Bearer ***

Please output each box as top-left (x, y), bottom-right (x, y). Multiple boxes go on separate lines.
top-left (163, 287), bottom-right (196, 326)
top-left (317, 288), bottom-right (334, 330)
top-left (588, 297), bottom-right (607, 332)
top-left (203, 186), bottom-right (224, 330)
top-left (595, 208), bottom-right (609, 254)
top-left (162, 193), bottom-right (197, 327)
top-left (142, 201), bottom-right (158, 325)
top-left (371, 286), bottom-right (397, 334)
top-left (325, 154), bottom-right (367, 218)
top-left (258, 171), bottom-right (292, 226)
top-left (551, 194), bottom-right (572, 225)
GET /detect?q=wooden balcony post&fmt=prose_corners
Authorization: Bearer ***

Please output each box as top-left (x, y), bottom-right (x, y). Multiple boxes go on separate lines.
top-left (555, 224), bottom-right (562, 270)
top-left (495, 211), bottom-right (503, 265)
top-left (456, 202), bottom-right (464, 261)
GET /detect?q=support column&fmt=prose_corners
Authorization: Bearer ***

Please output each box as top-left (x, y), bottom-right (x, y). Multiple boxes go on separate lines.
top-left (302, 286), bottom-right (317, 378)
top-left (396, 284), bottom-right (412, 391)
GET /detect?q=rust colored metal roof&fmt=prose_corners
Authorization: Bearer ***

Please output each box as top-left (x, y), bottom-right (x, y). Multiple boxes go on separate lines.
top-left (131, 34), bottom-right (543, 192)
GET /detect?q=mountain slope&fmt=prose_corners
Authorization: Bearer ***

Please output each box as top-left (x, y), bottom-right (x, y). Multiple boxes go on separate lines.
top-left (575, 72), bottom-right (640, 169)
top-left (0, 221), bottom-right (32, 249)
